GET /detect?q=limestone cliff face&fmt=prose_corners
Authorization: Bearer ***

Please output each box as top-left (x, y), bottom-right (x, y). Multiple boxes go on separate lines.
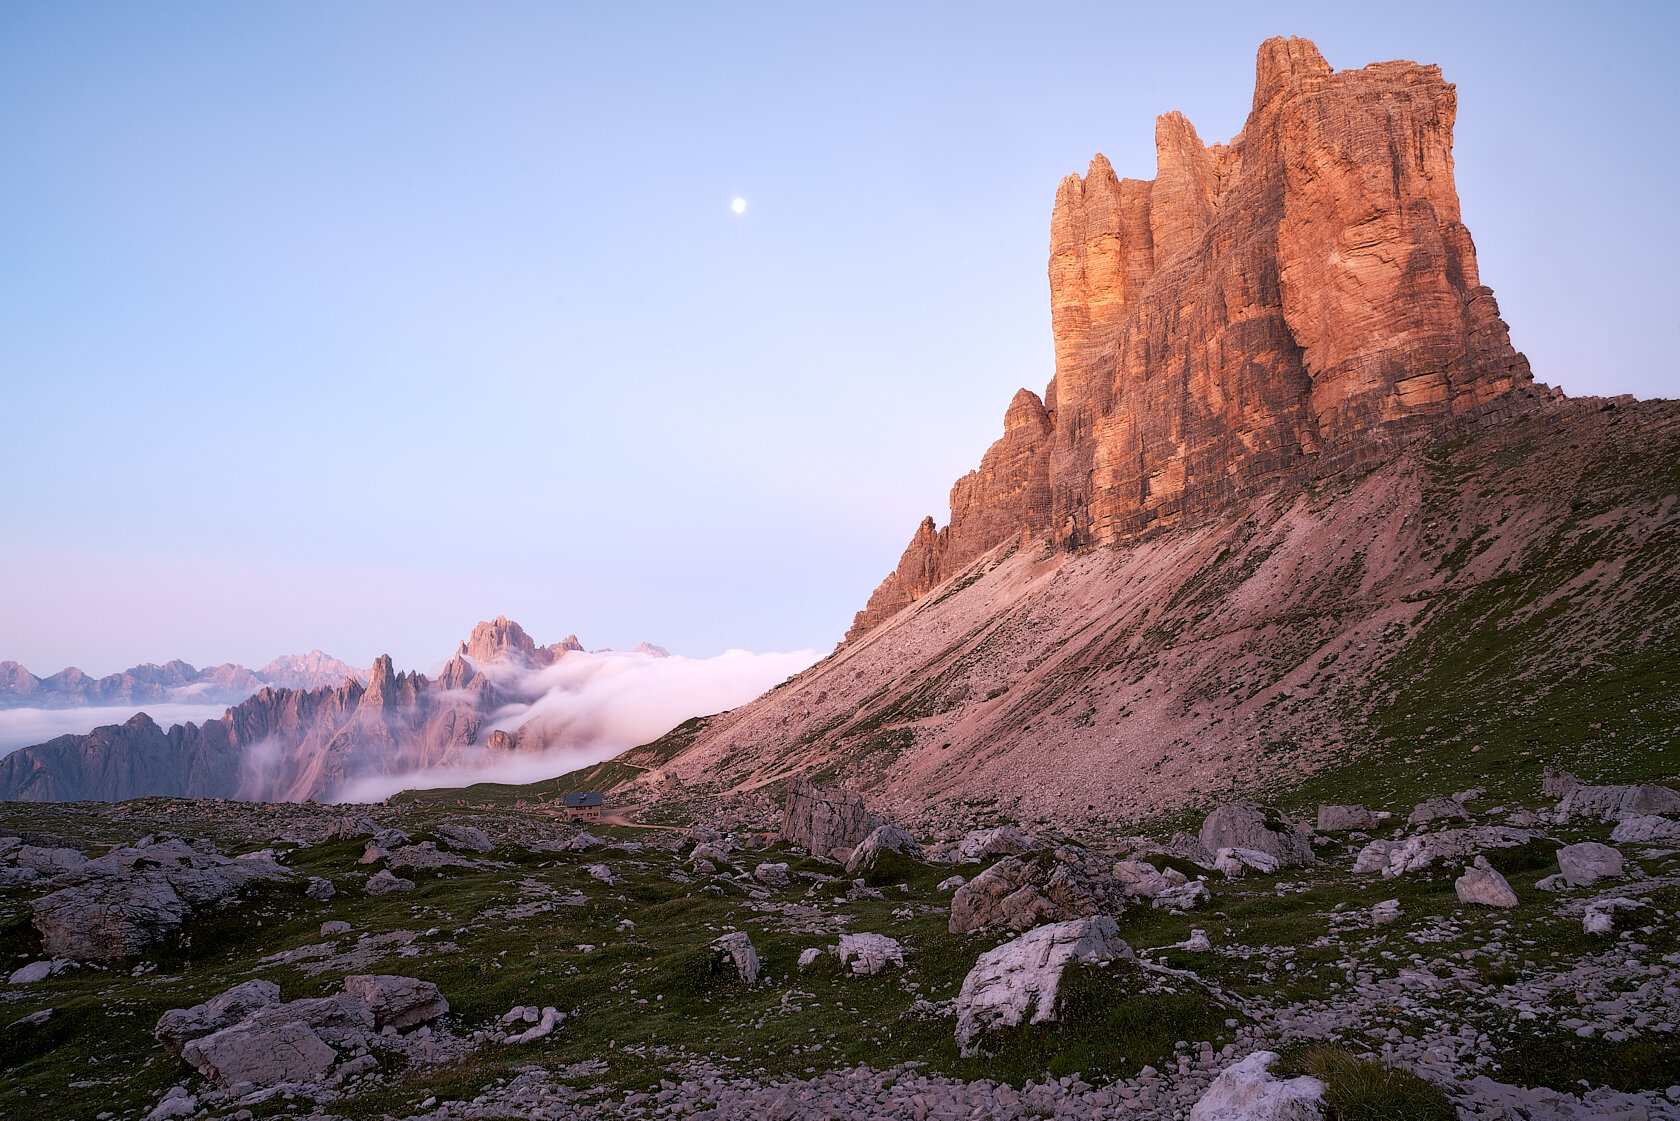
top-left (850, 38), bottom-right (1534, 638)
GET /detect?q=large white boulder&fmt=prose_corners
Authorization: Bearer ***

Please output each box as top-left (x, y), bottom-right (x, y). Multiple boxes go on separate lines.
top-left (1455, 856), bottom-right (1519, 908)
top-left (1198, 804), bottom-right (1314, 869)
top-left (952, 916), bottom-right (1130, 1056)
top-left (1188, 1051), bottom-right (1325, 1121)
top-left (1556, 842), bottom-right (1622, 887)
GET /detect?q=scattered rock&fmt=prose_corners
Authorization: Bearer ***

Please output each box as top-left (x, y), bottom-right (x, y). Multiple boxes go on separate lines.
top-left (306, 876), bottom-right (336, 901)
top-left (145, 1086), bottom-right (198, 1121)
top-left (364, 869), bottom-right (415, 895)
top-left (586, 863), bottom-right (615, 884)
top-left (502, 1005), bottom-right (562, 1044)
top-left (1370, 899), bottom-right (1401, 925)
top-left (321, 920), bottom-right (352, 936)
top-left (1199, 804), bottom-right (1314, 869)
top-left (1354, 826), bottom-right (1536, 878)
top-left (1182, 929), bottom-right (1212, 952)
top-left (953, 916), bottom-right (1131, 1056)
top-left (1153, 881), bottom-right (1212, 910)
top-left (1187, 1050), bottom-right (1325, 1121)
top-left (567, 832), bottom-right (602, 852)
top-left (11, 1008), bottom-right (53, 1028)
top-left (936, 875), bottom-right (966, 892)
top-left (1455, 856), bottom-right (1519, 908)
top-left (1536, 873), bottom-right (1570, 892)
top-left (837, 933), bottom-right (905, 975)
top-left (797, 947), bottom-right (824, 970)
top-left (1556, 842), bottom-right (1623, 887)
top-left (1582, 897), bottom-right (1644, 936)
top-left (753, 862), bottom-right (790, 888)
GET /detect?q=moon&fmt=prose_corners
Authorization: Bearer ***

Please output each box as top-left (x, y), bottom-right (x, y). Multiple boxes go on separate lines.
top-left (731, 197), bottom-right (747, 214)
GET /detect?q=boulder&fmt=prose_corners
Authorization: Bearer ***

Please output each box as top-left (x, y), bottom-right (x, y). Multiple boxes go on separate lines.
top-left (949, 848), bottom-right (1126, 934)
top-left (1198, 804), bottom-right (1314, 869)
top-left (357, 843), bottom-right (387, 865)
top-left (691, 843), bottom-right (732, 865)
top-left (780, 780), bottom-right (873, 862)
top-left (16, 845), bottom-right (88, 874)
top-left (432, 824), bottom-right (494, 853)
top-left (837, 933), bottom-right (905, 975)
top-left (936, 875), bottom-right (967, 892)
top-left (797, 947), bottom-right (825, 970)
top-left (567, 832), bottom-right (603, 852)
top-left (8, 959), bottom-right (74, 984)
top-left (753, 862), bottom-right (791, 888)
top-left (1610, 815), bottom-right (1680, 843)
top-left (1455, 856), bottom-right (1519, 908)
top-left (342, 974), bottom-right (448, 1030)
top-left (1536, 873), bottom-right (1569, 892)
top-left (709, 932), bottom-right (761, 984)
top-left (1153, 881), bottom-right (1212, 910)
top-left (1112, 859), bottom-right (1173, 896)
top-left (155, 979), bottom-right (283, 1054)
top-left (1182, 929), bottom-right (1212, 952)
top-left (953, 916), bottom-right (1131, 1056)
top-left (145, 1086), bottom-right (197, 1121)
top-left (321, 920), bottom-right (352, 936)
top-left (956, 826), bottom-right (1041, 863)
top-left (1370, 899), bottom-right (1401, 925)
top-left (1556, 842), bottom-right (1623, 887)
top-left (30, 839), bottom-right (290, 963)
top-left (1188, 1051), bottom-right (1325, 1121)
top-left (844, 823), bottom-right (924, 874)
top-left (1407, 797), bottom-right (1471, 826)
top-left (305, 877), bottom-right (336, 901)
top-left (1315, 805), bottom-right (1376, 832)
top-left (182, 1018), bottom-right (338, 1088)
top-left (364, 869), bottom-right (415, 895)
top-left (586, 863), bottom-right (615, 884)
top-left (1554, 783), bottom-right (1680, 823)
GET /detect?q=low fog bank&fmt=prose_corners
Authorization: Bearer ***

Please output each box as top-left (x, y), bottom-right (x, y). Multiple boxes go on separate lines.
top-left (334, 646), bottom-right (815, 803)
top-left (0, 702), bottom-right (234, 755)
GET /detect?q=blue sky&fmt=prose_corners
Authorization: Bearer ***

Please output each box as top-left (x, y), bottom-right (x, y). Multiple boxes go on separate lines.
top-left (2, 1), bottom-right (1676, 676)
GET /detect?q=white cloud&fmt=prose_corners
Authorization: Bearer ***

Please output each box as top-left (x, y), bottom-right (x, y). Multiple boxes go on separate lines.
top-left (332, 646), bottom-right (814, 803)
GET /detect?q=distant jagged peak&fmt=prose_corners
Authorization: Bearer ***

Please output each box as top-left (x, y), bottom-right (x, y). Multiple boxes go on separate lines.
top-left (256, 649), bottom-right (365, 691)
top-left (458, 617), bottom-right (585, 669)
top-left (633, 642), bottom-right (672, 658)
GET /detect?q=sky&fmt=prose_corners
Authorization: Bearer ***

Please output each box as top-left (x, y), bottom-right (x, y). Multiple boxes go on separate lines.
top-left (2, 1), bottom-right (1677, 678)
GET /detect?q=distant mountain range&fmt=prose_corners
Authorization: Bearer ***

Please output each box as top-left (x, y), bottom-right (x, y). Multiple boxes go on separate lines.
top-left (0, 650), bottom-right (365, 710)
top-left (0, 618), bottom-right (675, 803)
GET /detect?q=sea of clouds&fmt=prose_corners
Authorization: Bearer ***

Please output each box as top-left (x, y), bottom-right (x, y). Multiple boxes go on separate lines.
top-left (333, 645), bottom-right (816, 803)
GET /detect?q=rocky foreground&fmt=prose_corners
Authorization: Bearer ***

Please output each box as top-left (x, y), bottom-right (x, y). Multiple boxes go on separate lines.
top-left (0, 767), bottom-right (1676, 1120)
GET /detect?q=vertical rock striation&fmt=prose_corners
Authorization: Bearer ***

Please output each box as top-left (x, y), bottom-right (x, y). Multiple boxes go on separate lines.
top-left (850, 37), bottom-right (1536, 639)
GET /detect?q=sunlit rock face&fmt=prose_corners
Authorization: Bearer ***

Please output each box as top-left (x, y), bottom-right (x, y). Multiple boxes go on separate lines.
top-left (849, 37), bottom-right (1535, 639)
